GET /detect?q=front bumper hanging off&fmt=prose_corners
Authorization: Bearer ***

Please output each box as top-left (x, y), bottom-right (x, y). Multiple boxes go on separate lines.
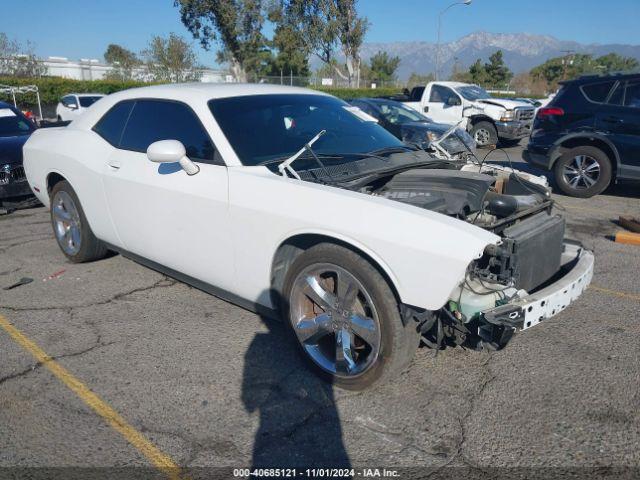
top-left (478, 242), bottom-right (594, 347)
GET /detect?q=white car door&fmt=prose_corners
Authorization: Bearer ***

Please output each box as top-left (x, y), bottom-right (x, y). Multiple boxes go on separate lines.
top-left (425, 85), bottom-right (463, 124)
top-left (98, 99), bottom-right (235, 292)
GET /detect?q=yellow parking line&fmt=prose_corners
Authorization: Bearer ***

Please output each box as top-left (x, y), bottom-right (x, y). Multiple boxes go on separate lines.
top-left (0, 314), bottom-right (183, 480)
top-left (589, 285), bottom-right (640, 302)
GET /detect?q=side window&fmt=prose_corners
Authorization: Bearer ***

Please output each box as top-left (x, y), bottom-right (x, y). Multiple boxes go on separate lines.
top-left (581, 81), bottom-right (615, 103)
top-left (429, 85), bottom-right (455, 104)
top-left (623, 80), bottom-right (640, 109)
top-left (93, 100), bottom-right (135, 146)
top-left (410, 86), bottom-right (425, 101)
top-left (119, 100), bottom-right (217, 163)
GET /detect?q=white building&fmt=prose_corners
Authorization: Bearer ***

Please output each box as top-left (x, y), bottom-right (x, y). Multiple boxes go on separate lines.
top-left (42, 57), bottom-right (231, 83)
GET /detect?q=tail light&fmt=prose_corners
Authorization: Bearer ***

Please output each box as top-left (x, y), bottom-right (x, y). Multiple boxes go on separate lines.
top-left (537, 107), bottom-right (564, 119)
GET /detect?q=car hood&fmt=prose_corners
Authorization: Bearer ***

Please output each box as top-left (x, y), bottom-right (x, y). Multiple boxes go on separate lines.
top-left (477, 98), bottom-right (532, 110)
top-left (0, 134), bottom-right (30, 165)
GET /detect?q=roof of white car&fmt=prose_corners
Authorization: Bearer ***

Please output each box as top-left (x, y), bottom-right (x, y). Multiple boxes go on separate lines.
top-left (68, 83), bottom-right (332, 130)
top-left (69, 93), bottom-right (106, 97)
top-left (111, 82), bottom-right (328, 101)
top-left (432, 81), bottom-right (473, 88)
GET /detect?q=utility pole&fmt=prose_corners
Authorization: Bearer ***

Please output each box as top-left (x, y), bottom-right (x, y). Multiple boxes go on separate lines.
top-left (436, 0), bottom-right (472, 80)
top-left (561, 50), bottom-right (575, 81)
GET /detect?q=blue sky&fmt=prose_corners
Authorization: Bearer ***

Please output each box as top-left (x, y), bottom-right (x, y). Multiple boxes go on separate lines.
top-left (3, 0), bottom-right (639, 67)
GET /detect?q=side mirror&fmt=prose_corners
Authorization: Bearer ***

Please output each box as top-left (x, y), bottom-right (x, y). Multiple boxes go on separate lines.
top-left (68, 104), bottom-right (78, 110)
top-left (446, 96), bottom-right (461, 107)
top-left (147, 140), bottom-right (200, 176)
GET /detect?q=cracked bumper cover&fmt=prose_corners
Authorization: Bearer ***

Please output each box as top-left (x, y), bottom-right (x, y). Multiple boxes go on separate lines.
top-left (479, 242), bottom-right (594, 343)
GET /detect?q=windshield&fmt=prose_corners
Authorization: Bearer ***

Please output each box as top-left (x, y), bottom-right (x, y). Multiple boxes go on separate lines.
top-left (455, 85), bottom-right (491, 101)
top-left (208, 94), bottom-right (405, 167)
top-left (376, 101), bottom-right (429, 124)
top-left (79, 96), bottom-right (103, 108)
top-left (0, 108), bottom-right (34, 137)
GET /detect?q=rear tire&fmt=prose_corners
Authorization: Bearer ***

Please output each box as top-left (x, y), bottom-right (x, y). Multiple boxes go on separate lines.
top-left (470, 121), bottom-right (498, 147)
top-left (282, 243), bottom-right (420, 390)
top-left (50, 181), bottom-right (108, 263)
top-left (553, 146), bottom-right (612, 198)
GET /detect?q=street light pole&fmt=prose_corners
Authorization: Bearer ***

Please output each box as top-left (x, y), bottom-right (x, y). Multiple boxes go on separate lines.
top-left (436, 0), bottom-right (472, 81)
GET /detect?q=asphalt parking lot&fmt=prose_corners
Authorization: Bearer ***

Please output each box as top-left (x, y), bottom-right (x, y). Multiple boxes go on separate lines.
top-left (1, 145), bottom-right (639, 478)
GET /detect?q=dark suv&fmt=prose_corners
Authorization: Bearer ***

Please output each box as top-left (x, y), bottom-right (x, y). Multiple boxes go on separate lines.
top-left (524, 73), bottom-right (640, 197)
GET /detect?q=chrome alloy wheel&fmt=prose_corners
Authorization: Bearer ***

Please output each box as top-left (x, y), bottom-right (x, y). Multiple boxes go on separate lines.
top-left (289, 264), bottom-right (382, 378)
top-left (562, 154), bottom-right (601, 190)
top-left (52, 191), bottom-right (82, 255)
top-left (473, 127), bottom-right (491, 145)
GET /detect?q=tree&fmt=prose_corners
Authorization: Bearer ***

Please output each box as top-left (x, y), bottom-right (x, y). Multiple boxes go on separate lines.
top-left (264, 5), bottom-right (310, 77)
top-left (0, 33), bottom-right (45, 77)
top-left (592, 53), bottom-right (638, 74)
top-left (368, 50), bottom-right (400, 83)
top-left (280, 0), bottom-right (368, 86)
top-left (174, 0), bottom-right (266, 82)
top-left (104, 44), bottom-right (141, 81)
top-left (407, 72), bottom-right (435, 89)
top-left (530, 52), bottom-right (638, 89)
top-left (468, 59), bottom-right (488, 85)
top-left (483, 50), bottom-right (512, 88)
top-left (142, 33), bottom-right (201, 82)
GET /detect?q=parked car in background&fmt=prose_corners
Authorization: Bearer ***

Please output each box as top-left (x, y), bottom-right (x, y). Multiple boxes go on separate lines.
top-left (524, 73), bottom-right (640, 198)
top-left (349, 97), bottom-right (476, 161)
top-left (400, 82), bottom-right (536, 147)
top-left (56, 93), bottom-right (105, 122)
top-left (24, 84), bottom-right (593, 390)
top-left (0, 101), bottom-right (36, 204)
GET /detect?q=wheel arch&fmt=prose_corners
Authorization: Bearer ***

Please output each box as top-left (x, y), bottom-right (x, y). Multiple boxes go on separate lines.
top-left (46, 171), bottom-right (67, 194)
top-left (270, 233), bottom-right (402, 310)
top-left (551, 134), bottom-right (620, 178)
top-left (467, 115), bottom-right (496, 129)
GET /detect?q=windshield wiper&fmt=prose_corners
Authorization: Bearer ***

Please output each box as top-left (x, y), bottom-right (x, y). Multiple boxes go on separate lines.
top-left (367, 145), bottom-right (418, 155)
top-left (277, 129), bottom-right (327, 180)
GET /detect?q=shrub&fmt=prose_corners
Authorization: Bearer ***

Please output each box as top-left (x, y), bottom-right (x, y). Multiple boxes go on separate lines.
top-left (0, 76), bottom-right (403, 108)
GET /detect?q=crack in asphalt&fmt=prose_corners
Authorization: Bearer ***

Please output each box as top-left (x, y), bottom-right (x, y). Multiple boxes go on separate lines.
top-left (0, 276), bottom-right (177, 312)
top-left (0, 339), bottom-right (116, 386)
top-left (0, 236), bottom-right (51, 255)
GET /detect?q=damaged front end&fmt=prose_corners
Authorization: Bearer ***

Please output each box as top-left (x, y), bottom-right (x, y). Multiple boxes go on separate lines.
top-left (353, 163), bottom-right (593, 351)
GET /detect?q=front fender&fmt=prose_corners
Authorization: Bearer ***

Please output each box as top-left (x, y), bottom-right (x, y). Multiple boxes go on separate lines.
top-left (229, 167), bottom-right (500, 311)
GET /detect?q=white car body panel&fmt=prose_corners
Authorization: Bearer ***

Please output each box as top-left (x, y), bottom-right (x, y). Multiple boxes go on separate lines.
top-left (24, 83), bottom-right (504, 313)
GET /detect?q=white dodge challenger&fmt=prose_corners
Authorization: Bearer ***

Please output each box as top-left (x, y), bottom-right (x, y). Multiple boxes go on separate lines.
top-left (24, 84), bottom-right (594, 390)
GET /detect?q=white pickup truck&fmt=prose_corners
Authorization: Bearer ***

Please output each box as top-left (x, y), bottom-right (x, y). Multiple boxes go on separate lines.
top-left (401, 82), bottom-right (536, 147)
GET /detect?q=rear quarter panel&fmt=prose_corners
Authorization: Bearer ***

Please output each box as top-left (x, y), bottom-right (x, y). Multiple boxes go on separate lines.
top-left (23, 127), bottom-right (120, 246)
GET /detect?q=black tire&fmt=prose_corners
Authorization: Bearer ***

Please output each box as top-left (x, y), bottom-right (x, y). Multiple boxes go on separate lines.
top-left (57, 115), bottom-right (62, 122)
top-left (282, 243), bottom-right (420, 390)
top-left (553, 146), bottom-right (612, 198)
top-left (470, 121), bottom-right (498, 147)
top-left (50, 180), bottom-right (108, 263)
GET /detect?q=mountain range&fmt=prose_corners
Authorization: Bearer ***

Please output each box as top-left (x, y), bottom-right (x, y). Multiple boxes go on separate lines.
top-left (355, 32), bottom-right (640, 80)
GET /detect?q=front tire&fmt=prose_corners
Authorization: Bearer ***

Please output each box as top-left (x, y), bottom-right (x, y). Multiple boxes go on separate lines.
top-left (470, 121), bottom-right (498, 147)
top-left (50, 181), bottom-right (108, 263)
top-left (282, 243), bottom-right (420, 390)
top-left (553, 146), bottom-right (612, 198)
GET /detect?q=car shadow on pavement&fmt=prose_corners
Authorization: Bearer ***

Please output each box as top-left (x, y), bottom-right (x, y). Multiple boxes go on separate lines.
top-left (241, 312), bottom-right (352, 472)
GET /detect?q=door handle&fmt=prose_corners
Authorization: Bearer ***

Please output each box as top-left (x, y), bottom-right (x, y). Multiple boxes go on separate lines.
top-left (423, 106), bottom-right (429, 113)
top-left (108, 160), bottom-right (121, 170)
top-left (602, 116), bottom-right (623, 124)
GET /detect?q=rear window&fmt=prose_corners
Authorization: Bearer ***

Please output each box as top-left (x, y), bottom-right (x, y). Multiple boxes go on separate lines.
top-left (79, 96), bottom-right (103, 108)
top-left (93, 100), bottom-right (135, 146)
top-left (580, 81), bottom-right (615, 103)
